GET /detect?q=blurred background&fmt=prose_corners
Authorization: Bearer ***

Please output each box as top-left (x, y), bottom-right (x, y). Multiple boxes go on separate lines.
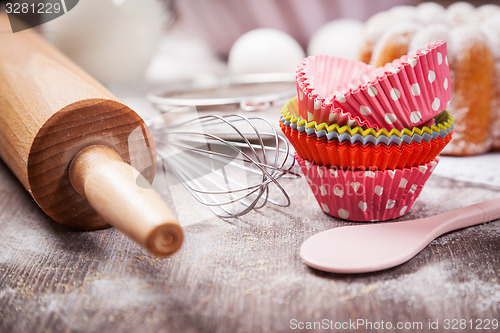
top-left (33, 0), bottom-right (500, 82)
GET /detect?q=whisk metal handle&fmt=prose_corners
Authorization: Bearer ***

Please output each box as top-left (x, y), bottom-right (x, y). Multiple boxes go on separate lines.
top-left (69, 145), bottom-right (183, 257)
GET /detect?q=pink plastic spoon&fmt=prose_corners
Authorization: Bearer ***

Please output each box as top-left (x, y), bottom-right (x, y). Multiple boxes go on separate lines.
top-left (300, 198), bottom-right (500, 274)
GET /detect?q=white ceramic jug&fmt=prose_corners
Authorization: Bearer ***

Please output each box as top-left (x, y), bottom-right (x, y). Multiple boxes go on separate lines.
top-left (43, 0), bottom-right (165, 84)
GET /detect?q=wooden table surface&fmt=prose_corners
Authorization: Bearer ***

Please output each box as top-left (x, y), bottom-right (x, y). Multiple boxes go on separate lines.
top-left (1, 17), bottom-right (499, 333)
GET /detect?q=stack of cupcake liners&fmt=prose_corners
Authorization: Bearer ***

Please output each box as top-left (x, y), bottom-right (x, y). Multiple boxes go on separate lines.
top-left (283, 41), bottom-right (453, 221)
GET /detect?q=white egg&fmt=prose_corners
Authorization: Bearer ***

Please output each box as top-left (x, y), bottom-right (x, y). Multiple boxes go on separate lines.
top-left (228, 28), bottom-right (305, 75)
top-left (307, 19), bottom-right (364, 60)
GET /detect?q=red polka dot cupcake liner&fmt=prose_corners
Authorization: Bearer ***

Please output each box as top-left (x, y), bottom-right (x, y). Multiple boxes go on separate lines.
top-left (296, 154), bottom-right (439, 221)
top-left (296, 40), bottom-right (451, 131)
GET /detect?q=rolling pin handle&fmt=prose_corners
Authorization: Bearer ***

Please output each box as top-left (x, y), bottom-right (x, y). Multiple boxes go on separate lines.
top-left (69, 145), bottom-right (183, 257)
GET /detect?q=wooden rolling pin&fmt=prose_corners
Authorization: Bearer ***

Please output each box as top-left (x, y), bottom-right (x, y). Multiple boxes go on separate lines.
top-left (0, 15), bottom-right (183, 256)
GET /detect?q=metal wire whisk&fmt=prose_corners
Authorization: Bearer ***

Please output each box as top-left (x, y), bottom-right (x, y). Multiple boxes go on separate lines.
top-left (148, 113), bottom-right (298, 218)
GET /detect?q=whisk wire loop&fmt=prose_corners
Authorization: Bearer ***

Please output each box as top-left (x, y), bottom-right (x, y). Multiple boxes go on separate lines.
top-left (150, 113), bottom-right (297, 218)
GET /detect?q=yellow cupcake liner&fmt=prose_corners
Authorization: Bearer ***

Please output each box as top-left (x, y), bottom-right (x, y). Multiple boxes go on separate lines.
top-left (282, 97), bottom-right (453, 139)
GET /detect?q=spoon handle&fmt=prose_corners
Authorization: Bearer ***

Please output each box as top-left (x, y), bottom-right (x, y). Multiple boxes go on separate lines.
top-left (428, 197), bottom-right (500, 237)
top-left (299, 198), bottom-right (500, 274)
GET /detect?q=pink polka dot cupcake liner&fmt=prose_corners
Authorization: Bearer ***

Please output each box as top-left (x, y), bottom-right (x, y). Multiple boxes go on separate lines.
top-left (297, 40), bottom-right (451, 131)
top-left (296, 56), bottom-right (372, 128)
top-left (296, 154), bottom-right (439, 222)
